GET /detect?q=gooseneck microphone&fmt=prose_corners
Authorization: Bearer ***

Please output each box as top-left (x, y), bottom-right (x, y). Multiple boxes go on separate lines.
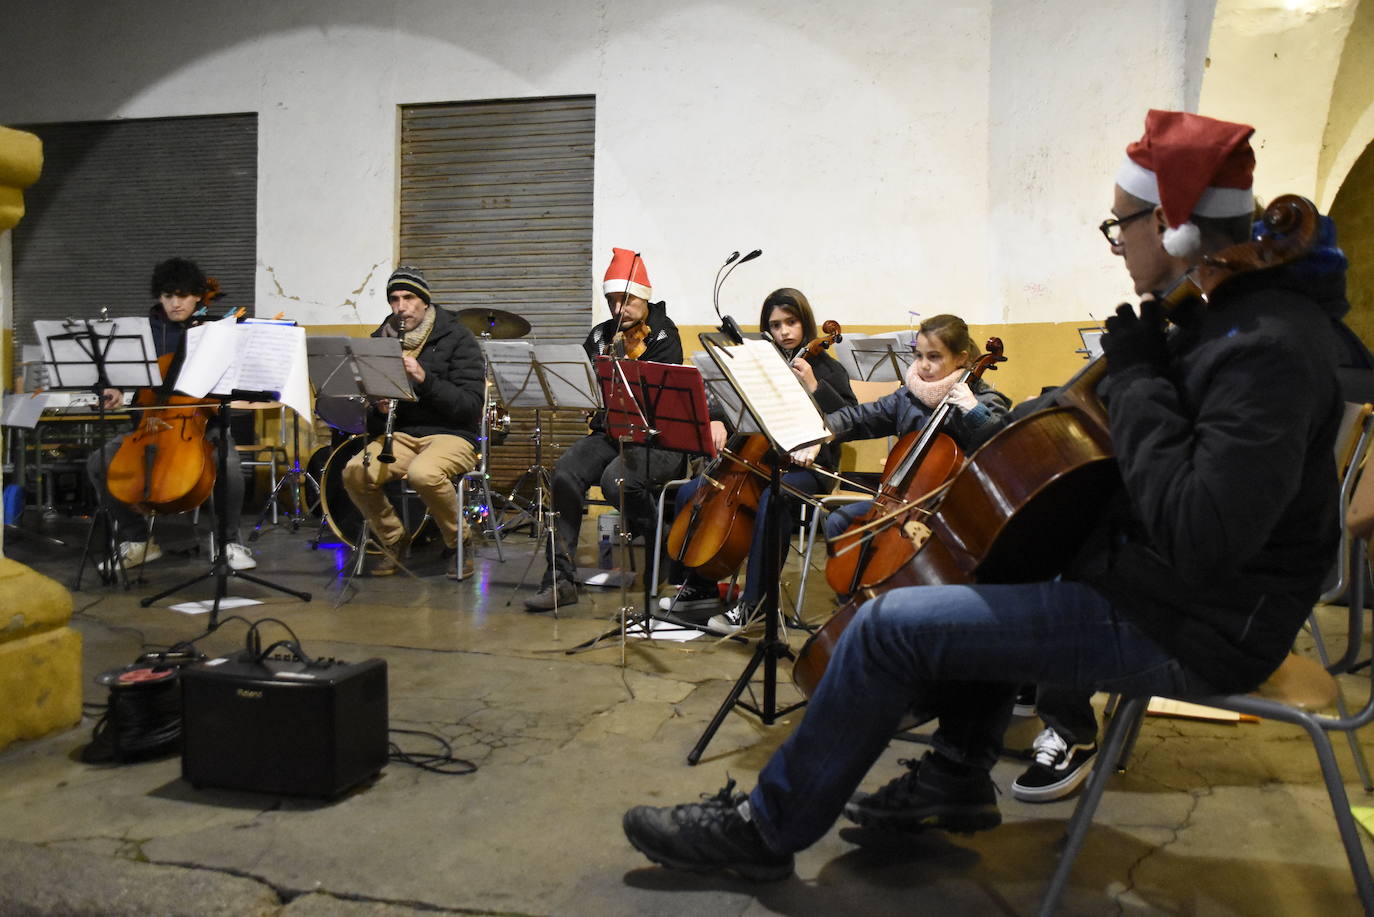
top-left (712, 251), bottom-right (741, 322)
top-left (713, 248), bottom-right (763, 343)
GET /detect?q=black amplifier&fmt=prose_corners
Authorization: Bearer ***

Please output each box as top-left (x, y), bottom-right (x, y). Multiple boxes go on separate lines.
top-left (180, 650), bottom-right (388, 797)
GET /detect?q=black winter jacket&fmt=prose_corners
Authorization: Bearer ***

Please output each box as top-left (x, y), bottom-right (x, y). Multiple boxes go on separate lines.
top-left (367, 307), bottom-right (486, 445)
top-left (1072, 265), bottom-right (1345, 692)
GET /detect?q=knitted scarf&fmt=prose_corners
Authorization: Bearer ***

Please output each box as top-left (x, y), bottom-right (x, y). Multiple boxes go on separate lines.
top-left (905, 363), bottom-right (964, 410)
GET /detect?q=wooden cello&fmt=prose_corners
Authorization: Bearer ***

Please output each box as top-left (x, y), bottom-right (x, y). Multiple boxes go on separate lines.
top-left (793, 195), bottom-right (1321, 697)
top-left (825, 338), bottom-right (1006, 597)
top-left (105, 285), bottom-right (228, 516)
top-left (665, 321), bottom-right (843, 581)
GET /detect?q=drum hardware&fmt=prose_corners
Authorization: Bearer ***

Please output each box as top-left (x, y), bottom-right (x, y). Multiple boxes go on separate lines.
top-left (311, 434), bottom-right (430, 550)
top-left (248, 404), bottom-right (319, 540)
top-left (314, 394), bottom-right (368, 435)
top-left (485, 403), bottom-right (511, 447)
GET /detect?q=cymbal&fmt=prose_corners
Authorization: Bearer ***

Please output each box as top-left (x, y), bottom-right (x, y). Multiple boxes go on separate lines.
top-left (453, 307), bottom-right (532, 339)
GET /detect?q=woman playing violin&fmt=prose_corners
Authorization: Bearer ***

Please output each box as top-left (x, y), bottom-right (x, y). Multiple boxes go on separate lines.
top-left (84, 257), bottom-right (256, 573)
top-left (661, 288), bottom-right (857, 632)
top-left (809, 313), bottom-right (1011, 561)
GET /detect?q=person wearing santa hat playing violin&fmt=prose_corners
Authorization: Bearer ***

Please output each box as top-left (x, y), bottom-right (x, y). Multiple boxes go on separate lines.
top-left (525, 248), bottom-right (713, 612)
top-left (622, 110), bottom-right (1355, 881)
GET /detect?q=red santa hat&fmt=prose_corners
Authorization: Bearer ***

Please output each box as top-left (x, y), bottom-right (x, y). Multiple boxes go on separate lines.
top-left (602, 248), bottom-right (652, 300)
top-left (1115, 109), bottom-right (1256, 257)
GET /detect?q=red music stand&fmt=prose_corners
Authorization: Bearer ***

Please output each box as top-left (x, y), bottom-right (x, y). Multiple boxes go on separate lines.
top-left (566, 358), bottom-right (717, 655)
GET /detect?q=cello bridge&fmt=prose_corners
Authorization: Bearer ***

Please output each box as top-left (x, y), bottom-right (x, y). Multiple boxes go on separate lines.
top-left (901, 519), bottom-right (932, 550)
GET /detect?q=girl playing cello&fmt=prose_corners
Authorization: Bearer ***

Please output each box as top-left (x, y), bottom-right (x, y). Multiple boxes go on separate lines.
top-left (807, 313), bottom-right (1011, 586)
top-left (661, 288), bottom-right (857, 633)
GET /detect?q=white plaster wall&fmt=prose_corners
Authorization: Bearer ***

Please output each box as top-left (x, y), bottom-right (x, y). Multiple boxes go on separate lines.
top-left (1202, 0), bottom-right (1358, 206)
top-left (0, 0), bottom-right (1204, 330)
top-left (988, 0), bottom-right (1215, 324)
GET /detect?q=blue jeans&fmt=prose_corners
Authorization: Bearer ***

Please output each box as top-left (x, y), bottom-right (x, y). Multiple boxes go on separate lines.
top-left (672, 468), bottom-right (822, 604)
top-left (747, 579), bottom-right (1218, 853)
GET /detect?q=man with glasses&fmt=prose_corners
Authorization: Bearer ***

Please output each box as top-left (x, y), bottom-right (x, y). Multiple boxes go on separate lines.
top-left (622, 109), bottom-right (1351, 880)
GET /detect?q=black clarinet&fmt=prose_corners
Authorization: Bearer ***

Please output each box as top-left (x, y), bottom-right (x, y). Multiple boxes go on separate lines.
top-left (377, 400), bottom-right (398, 463)
top-left (377, 313), bottom-right (402, 463)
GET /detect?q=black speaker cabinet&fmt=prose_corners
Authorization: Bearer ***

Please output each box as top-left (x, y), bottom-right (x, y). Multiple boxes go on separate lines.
top-left (180, 650), bottom-right (388, 797)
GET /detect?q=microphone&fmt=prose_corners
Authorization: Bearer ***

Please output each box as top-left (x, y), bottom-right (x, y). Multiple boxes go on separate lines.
top-left (713, 247), bottom-right (763, 342)
top-left (712, 251), bottom-right (741, 322)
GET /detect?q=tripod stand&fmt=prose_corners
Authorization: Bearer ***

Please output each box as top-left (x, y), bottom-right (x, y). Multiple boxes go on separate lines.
top-left (688, 460), bottom-right (805, 763)
top-left (684, 329), bottom-right (834, 763)
top-left (249, 406), bottom-right (317, 537)
top-left (140, 395), bottom-right (311, 626)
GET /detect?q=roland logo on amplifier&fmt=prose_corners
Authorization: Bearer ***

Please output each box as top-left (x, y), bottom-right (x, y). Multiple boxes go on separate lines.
top-left (181, 649), bottom-right (388, 797)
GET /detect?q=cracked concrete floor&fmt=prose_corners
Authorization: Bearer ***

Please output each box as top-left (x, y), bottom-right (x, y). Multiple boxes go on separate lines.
top-left (2, 517), bottom-right (1373, 916)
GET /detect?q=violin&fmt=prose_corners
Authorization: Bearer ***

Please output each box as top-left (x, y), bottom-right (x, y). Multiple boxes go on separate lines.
top-left (665, 321), bottom-right (843, 581)
top-left (793, 195), bottom-right (1320, 697)
top-left (104, 280), bottom-right (228, 516)
top-left (824, 339), bottom-right (1006, 597)
top-left (612, 320), bottom-right (650, 360)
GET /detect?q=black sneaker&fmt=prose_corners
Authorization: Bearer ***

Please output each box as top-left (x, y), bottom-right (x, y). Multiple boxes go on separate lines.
top-left (657, 582), bottom-right (722, 620)
top-left (843, 752), bottom-right (1001, 834)
top-left (1012, 727), bottom-right (1097, 802)
top-left (1012, 684), bottom-right (1038, 718)
top-left (623, 779), bottom-right (794, 881)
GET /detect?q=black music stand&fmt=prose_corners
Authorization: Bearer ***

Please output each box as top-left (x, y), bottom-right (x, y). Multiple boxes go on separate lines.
top-left (307, 337), bottom-right (416, 598)
top-left (34, 316), bottom-right (160, 590)
top-left (847, 334), bottom-right (916, 383)
top-left (483, 340), bottom-right (602, 614)
top-left (686, 330), bottom-right (832, 764)
top-left (566, 357), bottom-right (716, 655)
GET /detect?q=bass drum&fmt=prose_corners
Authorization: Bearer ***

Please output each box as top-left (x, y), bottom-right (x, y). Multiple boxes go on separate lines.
top-left (315, 435), bottom-right (431, 549)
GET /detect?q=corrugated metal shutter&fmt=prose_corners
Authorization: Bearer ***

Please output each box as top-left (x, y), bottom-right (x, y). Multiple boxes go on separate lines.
top-left (399, 96), bottom-right (595, 491)
top-left (11, 114), bottom-right (258, 360)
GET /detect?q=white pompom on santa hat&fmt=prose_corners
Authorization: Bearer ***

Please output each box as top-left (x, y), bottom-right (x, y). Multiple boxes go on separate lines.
top-left (1115, 110), bottom-right (1257, 258)
top-left (602, 247), bottom-right (652, 300)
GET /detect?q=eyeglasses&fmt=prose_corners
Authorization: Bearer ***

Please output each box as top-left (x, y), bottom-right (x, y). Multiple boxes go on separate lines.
top-left (1099, 207), bottom-right (1154, 246)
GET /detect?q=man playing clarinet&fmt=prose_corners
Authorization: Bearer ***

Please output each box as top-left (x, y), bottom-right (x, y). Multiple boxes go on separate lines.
top-left (342, 266), bottom-right (485, 577)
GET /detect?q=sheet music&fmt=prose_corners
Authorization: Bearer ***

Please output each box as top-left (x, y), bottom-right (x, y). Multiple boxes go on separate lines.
top-left (177, 313), bottom-right (238, 397)
top-left (180, 318), bottom-right (312, 419)
top-left (706, 337), bottom-right (830, 452)
top-left (34, 317), bottom-right (161, 390)
top-left (692, 351), bottom-right (753, 432)
top-left (1, 392), bottom-right (51, 428)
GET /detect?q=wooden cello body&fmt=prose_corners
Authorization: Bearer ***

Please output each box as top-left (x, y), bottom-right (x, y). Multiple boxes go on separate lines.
top-left (794, 380), bottom-right (1118, 696)
top-left (824, 339), bottom-right (1006, 597)
top-left (792, 193), bottom-right (1322, 698)
top-left (105, 352), bottom-right (219, 516)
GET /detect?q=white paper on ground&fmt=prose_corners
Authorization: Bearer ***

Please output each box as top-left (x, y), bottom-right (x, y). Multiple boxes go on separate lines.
top-left (168, 596), bottom-right (264, 615)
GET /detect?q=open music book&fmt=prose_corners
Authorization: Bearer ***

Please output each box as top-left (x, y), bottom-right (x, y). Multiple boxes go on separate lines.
top-left (700, 335), bottom-right (832, 453)
top-left (178, 315), bottom-right (311, 419)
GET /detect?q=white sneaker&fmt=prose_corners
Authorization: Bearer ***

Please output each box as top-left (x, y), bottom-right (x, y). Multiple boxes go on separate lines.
top-left (97, 539), bottom-right (162, 575)
top-left (707, 601), bottom-right (754, 635)
top-left (225, 542), bottom-right (257, 571)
